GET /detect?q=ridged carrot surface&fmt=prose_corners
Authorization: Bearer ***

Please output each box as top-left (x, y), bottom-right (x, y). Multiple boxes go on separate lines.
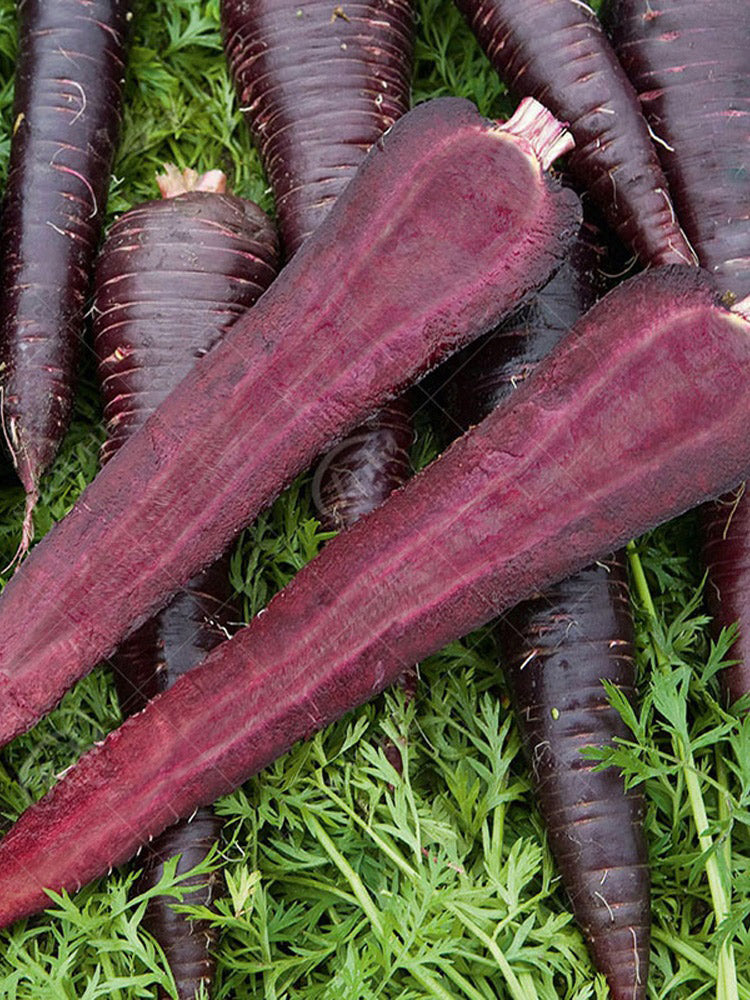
top-left (0, 0), bottom-right (130, 526)
top-left (453, 0), bottom-right (695, 267)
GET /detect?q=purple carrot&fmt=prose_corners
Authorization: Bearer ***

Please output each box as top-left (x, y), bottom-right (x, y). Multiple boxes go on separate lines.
top-left (0, 0), bottom-right (131, 547)
top-left (452, 0), bottom-right (695, 268)
top-left (605, 0), bottom-right (749, 299)
top-left (0, 268), bottom-right (747, 928)
top-left (0, 96), bottom-right (581, 748)
top-left (94, 166), bottom-right (279, 1000)
top-left (443, 225), bottom-right (650, 999)
top-left (605, 0), bottom-right (750, 706)
top-left (221, 0), bottom-right (414, 257)
top-left (500, 559), bottom-right (648, 1000)
top-left (222, 0), bottom-right (416, 595)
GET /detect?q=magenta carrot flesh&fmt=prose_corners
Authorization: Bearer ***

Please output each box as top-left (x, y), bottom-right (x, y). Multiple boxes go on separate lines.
top-left (0, 96), bottom-right (581, 749)
top-left (0, 267), bottom-right (747, 928)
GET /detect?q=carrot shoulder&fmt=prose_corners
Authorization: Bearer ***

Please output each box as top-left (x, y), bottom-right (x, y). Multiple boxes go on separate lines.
top-left (453, 0), bottom-right (695, 267)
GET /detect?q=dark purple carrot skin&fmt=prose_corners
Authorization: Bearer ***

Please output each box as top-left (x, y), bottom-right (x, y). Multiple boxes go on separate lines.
top-left (443, 227), bottom-right (650, 1000)
top-left (221, 0), bottom-right (415, 257)
top-left (499, 562), bottom-right (649, 1000)
top-left (0, 267), bottom-right (748, 927)
top-left (0, 0), bottom-right (130, 507)
top-left (605, 0), bottom-right (750, 707)
top-left (313, 396), bottom-right (414, 531)
top-left (115, 567), bottom-right (231, 1000)
top-left (95, 187), bottom-right (280, 463)
top-left (222, 0), bottom-right (417, 599)
top-left (95, 174), bottom-right (280, 1000)
top-left (605, 0), bottom-right (749, 300)
top-left (452, 0), bottom-right (694, 268)
top-left (0, 97), bottom-right (582, 748)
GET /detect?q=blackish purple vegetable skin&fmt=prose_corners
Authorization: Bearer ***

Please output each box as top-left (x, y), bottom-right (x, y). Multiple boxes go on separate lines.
top-left (221, 0), bottom-right (414, 257)
top-left (0, 0), bottom-right (130, 516)
top-left (0, 267), bottom-right (748, 928)
top-left (453, 0), bottom-right (694, 267)
top-left (500, 560), bottom-right (649, 1000)
top-left (0, 97), bottom-right (581, 748)
top-left (95, 176), bottom-right (280, 1000)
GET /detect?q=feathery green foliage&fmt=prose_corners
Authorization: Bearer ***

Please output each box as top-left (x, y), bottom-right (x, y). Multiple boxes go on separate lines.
top-left (0, 1), bottom-right (747, 998)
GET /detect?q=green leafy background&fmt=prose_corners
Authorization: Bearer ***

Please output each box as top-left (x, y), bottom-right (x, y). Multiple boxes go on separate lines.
top-left (0, 1), bottom-right (747, 997)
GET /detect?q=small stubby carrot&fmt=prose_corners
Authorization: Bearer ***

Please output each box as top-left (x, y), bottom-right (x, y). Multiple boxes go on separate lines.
top-left (443, 224), bottom-right (650, 1000)
top-left (94, 166), bottom-right (280, 999)
top-left (0, 96), bottom-right (582, 749)
top-left (452, 0), bottom-right (695, 268)
top-left (605, 0), bottom-right (750, 706)
top-left (0, 0), bottom-right (131, 547)
top-left (0, 267), bottom-right (747, 930)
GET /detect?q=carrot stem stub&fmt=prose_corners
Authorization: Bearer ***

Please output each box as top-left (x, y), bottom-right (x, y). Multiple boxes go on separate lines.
top-left (453, 0), bottom-right (695, 267)
top-left (0, 96), bottom-right (581, 748)
top-left (0, 267), bottom-right (748, 928)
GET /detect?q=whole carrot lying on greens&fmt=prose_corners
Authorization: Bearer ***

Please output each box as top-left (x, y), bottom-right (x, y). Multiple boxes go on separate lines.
top-left (442, 221), bottom-right (650, 1000)
top-left (0, 0), bottom-right (131, 551)
top-left (605, 0), bottom-right (750, 708)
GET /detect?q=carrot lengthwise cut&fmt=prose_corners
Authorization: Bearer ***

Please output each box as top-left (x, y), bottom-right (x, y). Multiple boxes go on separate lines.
top-left (605, 0), bottom-right (750, 706)
top-left (0, 96), bottom-right (582, 749)
top-left (0, 267), bottom-right (748, 929)
top-left (222, 0), bottom-right (416, 565)
top-left (452, 0), bottom-right (694, 267)
top-left (0, 0), bottom-right (131, 539)
top-left (443, 226), bottom-right (649, 1000)
top-left (94, 167), bottom-right (280, 1000)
